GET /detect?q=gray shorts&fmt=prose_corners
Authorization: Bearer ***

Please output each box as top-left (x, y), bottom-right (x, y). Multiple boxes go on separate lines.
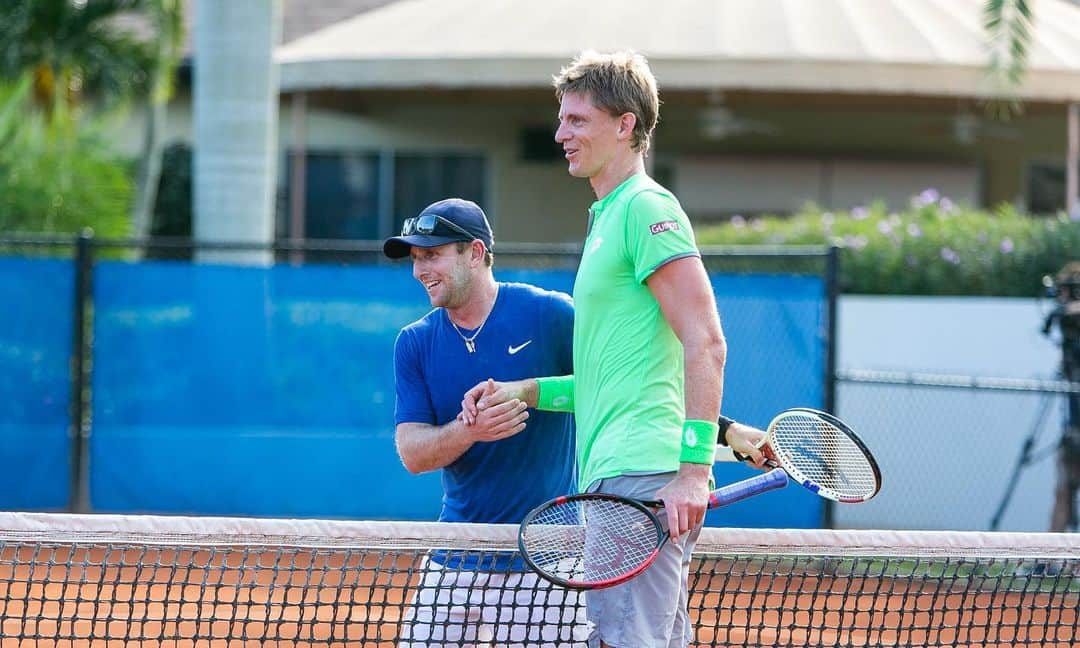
top-left (584, 473), bottom-right (703, 648)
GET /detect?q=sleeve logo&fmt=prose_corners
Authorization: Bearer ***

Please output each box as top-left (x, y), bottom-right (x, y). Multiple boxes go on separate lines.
top-left (649, 220), bottom-right (680, 235)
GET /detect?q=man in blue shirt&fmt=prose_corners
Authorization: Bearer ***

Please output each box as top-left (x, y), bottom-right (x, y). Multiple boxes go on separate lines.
top-left (385, 198), bottom-right (586, 645)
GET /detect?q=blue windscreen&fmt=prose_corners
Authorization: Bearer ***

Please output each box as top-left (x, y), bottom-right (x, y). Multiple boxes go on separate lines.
top-left (91, 260), bottom-right (825, 525)
top-left (91, 261), bottom-right (434, 518)
top-left (0, 257), bottom-right (74, 510)
top-left (708, 274), bottom-right (827, 528)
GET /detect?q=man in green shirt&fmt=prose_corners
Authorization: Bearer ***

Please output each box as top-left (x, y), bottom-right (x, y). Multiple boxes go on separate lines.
top-left (462, 50), bottom-right (767, 647)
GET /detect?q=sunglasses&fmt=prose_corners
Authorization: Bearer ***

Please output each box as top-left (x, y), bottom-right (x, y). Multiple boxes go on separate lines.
top-left (401, 213), bottom-right (474, 239)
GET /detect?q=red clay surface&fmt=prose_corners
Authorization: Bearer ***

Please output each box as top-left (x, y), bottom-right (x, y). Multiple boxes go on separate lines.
top-left (1, 547), bottom-right (1076, 647)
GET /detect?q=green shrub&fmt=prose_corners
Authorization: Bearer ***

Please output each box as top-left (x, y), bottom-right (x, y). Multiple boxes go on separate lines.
top-left (0, 77), bottom-right (133, 237)
top-left (695, 192), bottom-right (1080, 296)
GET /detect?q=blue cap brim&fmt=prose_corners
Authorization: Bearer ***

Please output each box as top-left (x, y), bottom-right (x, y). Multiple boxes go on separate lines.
top-left (383, 233), bottom-right (470, 259)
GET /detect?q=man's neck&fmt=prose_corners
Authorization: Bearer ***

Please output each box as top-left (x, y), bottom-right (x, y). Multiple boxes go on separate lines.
top-left (590, 152), bottom-right (647, 200)
top-left (447, 276), bottom-right (498, 329)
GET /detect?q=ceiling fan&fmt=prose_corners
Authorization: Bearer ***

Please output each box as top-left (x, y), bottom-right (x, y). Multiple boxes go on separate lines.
top-left (699, 91), bottom-right (778, 140)
top-left (919, 112), bottom-right (1023, 145)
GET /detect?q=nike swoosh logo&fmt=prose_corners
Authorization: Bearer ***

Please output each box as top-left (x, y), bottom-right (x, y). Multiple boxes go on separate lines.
top-left (508, 340), bottom-right (533, 355)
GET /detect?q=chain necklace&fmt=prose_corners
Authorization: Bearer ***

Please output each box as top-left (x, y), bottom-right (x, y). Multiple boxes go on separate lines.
top-left (448, 286), bottom-right (498, 354)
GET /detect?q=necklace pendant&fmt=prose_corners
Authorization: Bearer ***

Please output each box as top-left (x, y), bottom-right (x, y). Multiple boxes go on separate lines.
top-left (465, 340), bottom-right (476, 353)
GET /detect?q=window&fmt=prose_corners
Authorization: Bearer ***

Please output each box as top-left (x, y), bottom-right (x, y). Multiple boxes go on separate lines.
top-left (285, 152), bottom-right (381, 240)
top-left (283, 151), bottom-right (486, 240)
top-left (393, 154), bottom-right (486, 234)
top-left (1027, 161), bottom-right (1077, 215)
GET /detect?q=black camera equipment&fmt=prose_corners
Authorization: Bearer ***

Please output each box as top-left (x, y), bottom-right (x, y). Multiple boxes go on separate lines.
top-left (991, 264), bottom-right (1080, 531)
top-left (1044, 263), bottom-right (1080, 531)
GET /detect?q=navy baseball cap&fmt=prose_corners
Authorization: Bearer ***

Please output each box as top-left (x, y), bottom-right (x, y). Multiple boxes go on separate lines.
top-left (383, 198), bottom-right (495, 259)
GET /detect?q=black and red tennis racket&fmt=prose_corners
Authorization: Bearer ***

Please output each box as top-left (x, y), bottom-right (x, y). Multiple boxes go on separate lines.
top-left (518, 468), bottom-right (788, 590)
top-left (518, 408), bottom-right (880, 591)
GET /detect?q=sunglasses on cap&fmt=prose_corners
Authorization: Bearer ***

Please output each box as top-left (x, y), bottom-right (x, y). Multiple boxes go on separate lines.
top-left (400, 213), bottom-right (474, 239)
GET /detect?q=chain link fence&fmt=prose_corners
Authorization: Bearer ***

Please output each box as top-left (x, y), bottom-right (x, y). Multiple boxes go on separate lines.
top-left (1, 235), bottom-right (834, 522)
top-left (835, 369), bottom-right (1079, 532)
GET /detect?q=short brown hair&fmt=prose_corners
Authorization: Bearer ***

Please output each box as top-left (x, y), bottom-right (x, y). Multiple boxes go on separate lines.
top-left (455, 240), bottom-right (494, 267)
top-left (553, 50), bottom-right (660, 153)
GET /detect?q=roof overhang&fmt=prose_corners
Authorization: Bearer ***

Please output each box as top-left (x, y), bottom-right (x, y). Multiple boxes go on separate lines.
top-left (276, 0), bottom-right (1080, 102)
top-left (278, 57), bottom-right (1080, 102)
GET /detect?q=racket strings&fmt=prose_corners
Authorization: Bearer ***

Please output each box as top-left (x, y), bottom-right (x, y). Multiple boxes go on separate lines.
top-left (522, 498), bottom-right (660, 585)
top-left (771, 415), bottom-right (878, 500)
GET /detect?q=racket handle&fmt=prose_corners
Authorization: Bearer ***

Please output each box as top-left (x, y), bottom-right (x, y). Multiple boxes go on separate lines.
top-left (707, 468), bottom-right (788, 508)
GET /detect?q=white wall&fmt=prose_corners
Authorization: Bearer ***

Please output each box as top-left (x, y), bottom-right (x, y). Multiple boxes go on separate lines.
top-left (674, 157), bottom-right (979, 217)
top-left (835, 295), bottom-right (1067, 532)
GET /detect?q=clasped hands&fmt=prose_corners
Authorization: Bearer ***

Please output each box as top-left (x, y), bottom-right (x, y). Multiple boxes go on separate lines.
top-left (456, 378), bottom-right (530, 442)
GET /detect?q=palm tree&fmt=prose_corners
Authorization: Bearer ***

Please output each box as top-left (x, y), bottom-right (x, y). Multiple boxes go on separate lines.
top-left (983, 0), bottom-right (1034, 116)
top-left (0, 0), bottom-right (153, 112)
top-left (0, 0), bottom-right (184, 238)
top-left (130, 0), bottom-right (185, 240)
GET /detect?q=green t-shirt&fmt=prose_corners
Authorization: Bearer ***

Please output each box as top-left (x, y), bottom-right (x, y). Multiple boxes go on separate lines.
top-left (572, 173), bottom-right (700, 490)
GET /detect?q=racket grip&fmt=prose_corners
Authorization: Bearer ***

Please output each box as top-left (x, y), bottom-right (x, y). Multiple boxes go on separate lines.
top-left (707, 468), bottom-right (788, 508)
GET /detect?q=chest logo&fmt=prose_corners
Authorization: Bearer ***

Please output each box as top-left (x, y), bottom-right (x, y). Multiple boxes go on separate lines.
top-left (650, 220), bottom-right (680, 235)
top-left (509, 339), bottom-right (535, 354)
top-left (508, 340), bottom-right (533, 355)
top-left (586, 236), bottom-right (604, 255)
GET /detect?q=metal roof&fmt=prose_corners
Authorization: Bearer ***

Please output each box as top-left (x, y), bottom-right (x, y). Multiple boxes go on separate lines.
top-left (276, 0), bottom-right (1080, 101)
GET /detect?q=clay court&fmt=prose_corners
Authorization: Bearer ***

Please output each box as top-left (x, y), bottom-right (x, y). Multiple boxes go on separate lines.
top-left (2, 545), bottom-right (1076, 647)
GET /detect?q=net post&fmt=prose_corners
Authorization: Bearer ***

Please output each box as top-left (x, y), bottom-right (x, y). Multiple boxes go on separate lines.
top-left (69, 229), bottom-right (94, 513)
top-left (823, 244), bottom-right (840, 528)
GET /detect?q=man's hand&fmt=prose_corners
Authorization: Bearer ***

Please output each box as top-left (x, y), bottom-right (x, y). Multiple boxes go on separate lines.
top-left (725, 422), bottom-right (772, 469)
top-left (654, 463), bottom-right (712, 543)
top-left (461, 378), bottom-right (536, 425)
top-left (462, 395), bottom-right (529, 442)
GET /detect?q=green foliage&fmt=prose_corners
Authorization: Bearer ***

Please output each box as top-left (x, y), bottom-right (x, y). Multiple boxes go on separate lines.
top-left (0, 76), bottom-right (132, 237)
top-left (695, 191), bottom-right (1080, 297)
top-left (982, 0), bottom-right (1034, 118)
top-left (0, 0), bottom-right (154, 110)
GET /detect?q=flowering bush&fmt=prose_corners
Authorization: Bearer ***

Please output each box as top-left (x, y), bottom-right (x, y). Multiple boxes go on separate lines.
top-left (695, 191), bottom-right (1080, 296)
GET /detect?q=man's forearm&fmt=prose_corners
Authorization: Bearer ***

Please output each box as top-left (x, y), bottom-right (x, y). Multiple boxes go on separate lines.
top-left (395, 420), bottom-right (473, 474)
top-left (680, 336), bottom-right (726, 469)
top-left (682, 338), bottom-right (726, 422)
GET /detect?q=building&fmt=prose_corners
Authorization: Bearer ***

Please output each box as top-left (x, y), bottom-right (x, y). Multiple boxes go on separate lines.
top-left (126, 0), bottom-right (1080, 243)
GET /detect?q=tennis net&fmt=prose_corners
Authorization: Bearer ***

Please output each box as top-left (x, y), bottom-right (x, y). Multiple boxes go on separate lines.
top-left (0, 512), bottom-right (1076, 646)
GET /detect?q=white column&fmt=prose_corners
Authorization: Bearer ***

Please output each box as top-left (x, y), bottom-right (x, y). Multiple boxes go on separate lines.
top-left (193, 0), bottom-right (282, 264)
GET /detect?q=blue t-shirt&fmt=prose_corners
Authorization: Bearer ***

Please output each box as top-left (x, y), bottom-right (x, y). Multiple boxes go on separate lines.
top-left (393, 282), bottom-right (576, 526)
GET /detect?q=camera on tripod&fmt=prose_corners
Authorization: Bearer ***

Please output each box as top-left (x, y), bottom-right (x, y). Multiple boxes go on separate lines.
top-left (1042, 262), bottom-right (1080, 346)
top-left (1041, 262), bottom-right (1080, 531)
top-left (992, 263), bottom-right (1080, 531)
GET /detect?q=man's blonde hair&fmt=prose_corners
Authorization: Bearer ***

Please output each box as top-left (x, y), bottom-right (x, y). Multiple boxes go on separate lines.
top-left (553, 50), bottom-right (660, 153)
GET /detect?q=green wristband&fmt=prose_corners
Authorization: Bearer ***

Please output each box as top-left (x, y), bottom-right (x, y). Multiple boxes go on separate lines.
top-left (680, 419), bottom-right (719, 464)
top-left (536, 375), bottom-right (575, 412)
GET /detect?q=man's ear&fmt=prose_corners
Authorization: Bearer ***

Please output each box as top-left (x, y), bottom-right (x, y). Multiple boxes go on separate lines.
top-left (618, 112), bottom-right (638, 141)
top-left (471, 240), bottom-right (485, 265)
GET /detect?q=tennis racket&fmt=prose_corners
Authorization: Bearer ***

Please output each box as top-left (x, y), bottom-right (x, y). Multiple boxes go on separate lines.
top-left (518, 408), bottom-right (881, 590)
top-left (714, 407), bottom-right (882, 503)
top-left (518, 468), bottom-right (788, 590)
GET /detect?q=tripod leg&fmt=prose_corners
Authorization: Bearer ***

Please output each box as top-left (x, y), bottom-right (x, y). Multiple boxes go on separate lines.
top-left (1050, 425), bottom-right (1080, 532)
top-left (991, 393), bottom-right (1053, 531)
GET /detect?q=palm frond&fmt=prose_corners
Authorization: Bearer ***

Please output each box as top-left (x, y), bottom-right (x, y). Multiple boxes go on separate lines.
top-left (982, 0), bottom-right (1034, 118)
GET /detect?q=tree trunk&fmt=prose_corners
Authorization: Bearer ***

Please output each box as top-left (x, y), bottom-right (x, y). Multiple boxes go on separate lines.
top-left (130, 96), bottom-right (166, 243)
